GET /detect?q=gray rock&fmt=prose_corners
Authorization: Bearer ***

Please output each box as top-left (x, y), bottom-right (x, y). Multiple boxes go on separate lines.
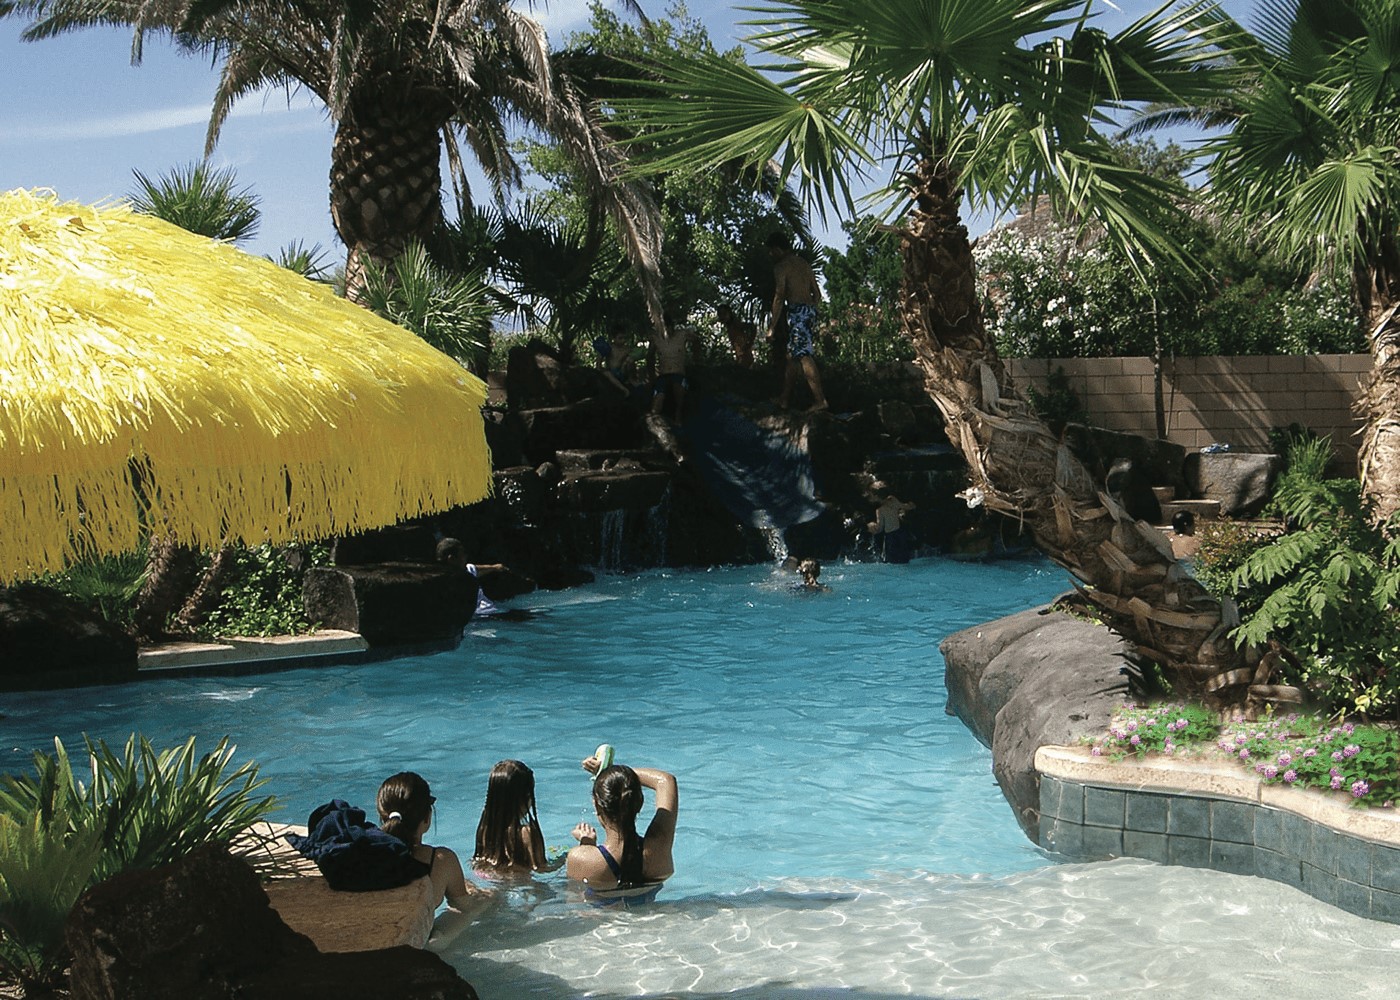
top-left (1063, 424), bottom-right (1188, 495)
top-left (941, 606), bottom-right (1131, 839)
top-left (303, 563), bottom-right (475, 646)
top-left (66, 844), bottom-right (477, 1000)
top-left (1184, 451), bottom-right (1284, 516)
top-left (555, 469), bottom-right (672, 512)
top-left (0, 584), bottom-right (138, 691)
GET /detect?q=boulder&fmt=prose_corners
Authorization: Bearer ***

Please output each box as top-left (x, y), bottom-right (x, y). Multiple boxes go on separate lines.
top-left (505, 339), bottom-right (568, 409)
top-left (1062, 424), bottom-right (1188, 495)
top-left (303, 563), bottom-right (476, 646)
top-left (0, 584), bottom-right (138, 691)
top-left (941, 606), bottom-right (1131, 839)
top-left (517, 400), bottom-right (646, 464)
top-left (1184, 451), bottom-right (1284, 516)
top-left (65, 844), bottom-right (476, 1000)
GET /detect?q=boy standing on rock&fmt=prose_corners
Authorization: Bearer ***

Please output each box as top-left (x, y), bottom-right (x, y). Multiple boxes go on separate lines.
top-left (766, 232), bottom-right (828, 412)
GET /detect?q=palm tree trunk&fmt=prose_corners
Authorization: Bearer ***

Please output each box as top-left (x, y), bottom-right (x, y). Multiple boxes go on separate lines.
top-left (331, 106), bottom-right (447, 302)
top-left (132, 538), bottom-right (202, 641)
top-left (1359, 303), bottom-right (1400, 523)
top-left (898, 157), bottom-right (1246, 696)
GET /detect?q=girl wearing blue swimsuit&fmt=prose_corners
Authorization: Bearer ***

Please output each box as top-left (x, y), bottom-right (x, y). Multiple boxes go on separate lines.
top-left (567, 757), bottom-right (678, 907)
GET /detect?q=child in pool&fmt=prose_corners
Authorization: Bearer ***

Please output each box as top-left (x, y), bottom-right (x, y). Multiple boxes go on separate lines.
top-left (377, 771), bottom-right (490, 948)
top-left (473, 759), bottom-right (553, 873)
top-left (568, 755), bottom-right (678, 905)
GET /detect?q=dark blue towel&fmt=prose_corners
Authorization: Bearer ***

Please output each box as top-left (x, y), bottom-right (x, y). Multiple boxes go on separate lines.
top-left (284, 799), bottom-right (431, 892)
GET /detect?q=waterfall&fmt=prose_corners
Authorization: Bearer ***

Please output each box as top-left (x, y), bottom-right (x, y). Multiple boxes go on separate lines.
top-left (589, 487), bottom-right (672, 573)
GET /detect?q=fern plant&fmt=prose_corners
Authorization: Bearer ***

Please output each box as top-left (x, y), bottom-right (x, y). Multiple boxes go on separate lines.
top-left (1231, 442), bottom-right (1400, 715)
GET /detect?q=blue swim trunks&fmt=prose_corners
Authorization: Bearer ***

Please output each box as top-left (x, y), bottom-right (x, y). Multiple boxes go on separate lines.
top-left (786, 302), bottom-right (818, 359)
top-left (653, 372), bottom-right (689, 396)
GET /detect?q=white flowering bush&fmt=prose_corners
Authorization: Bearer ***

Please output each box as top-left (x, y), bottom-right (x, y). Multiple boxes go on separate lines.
top-left (974, 223), bottom-right (1364, 358)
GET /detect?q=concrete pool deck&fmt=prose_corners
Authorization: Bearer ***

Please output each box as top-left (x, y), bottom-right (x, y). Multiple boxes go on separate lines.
top-left (138, 629), bottom-right (373, 675)
top-left (1037, 744), bottom-right (1400, 922)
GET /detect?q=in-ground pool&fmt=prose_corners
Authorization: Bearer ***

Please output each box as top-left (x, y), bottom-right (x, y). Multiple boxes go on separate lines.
top-left (6, 558), bottom-right (1400, 997)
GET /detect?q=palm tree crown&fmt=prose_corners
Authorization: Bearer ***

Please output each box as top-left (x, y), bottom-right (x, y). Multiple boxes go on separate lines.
top-left (5, 0), bottom-right (663, 312)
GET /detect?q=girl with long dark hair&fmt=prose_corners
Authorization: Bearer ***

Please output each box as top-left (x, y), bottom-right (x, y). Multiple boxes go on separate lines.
top-left (472, 759), bottom-right (551, 873)
top-left (566, 756), bottom-right (678, 906)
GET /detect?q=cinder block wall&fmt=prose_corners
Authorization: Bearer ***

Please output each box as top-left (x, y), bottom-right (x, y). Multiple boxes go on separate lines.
top-left (1005, 355), bottom-right (1371, 472)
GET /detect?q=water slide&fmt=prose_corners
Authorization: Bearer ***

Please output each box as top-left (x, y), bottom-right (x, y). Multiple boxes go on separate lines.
top-left (665, 396), bottom-right (826, 532)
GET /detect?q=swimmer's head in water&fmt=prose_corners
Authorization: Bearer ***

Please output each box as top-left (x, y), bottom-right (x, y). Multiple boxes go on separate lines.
top-left (798, 558), bottom-right (821, 583)
top-left (378, 771), bottom-right (435, 842)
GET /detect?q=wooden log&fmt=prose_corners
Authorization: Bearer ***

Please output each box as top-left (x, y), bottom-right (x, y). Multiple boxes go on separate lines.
top-left (1249, 684), bottom-right (1305, 704)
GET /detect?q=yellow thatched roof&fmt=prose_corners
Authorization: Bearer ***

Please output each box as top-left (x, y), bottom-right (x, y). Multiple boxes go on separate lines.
top-left (0, 189), bottom-right (491, 583)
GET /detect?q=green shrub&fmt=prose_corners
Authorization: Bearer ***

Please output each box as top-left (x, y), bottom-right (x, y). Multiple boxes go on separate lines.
top-left (201, 543), bottom-right (326, 638)
top-left (1230, 440), bottom-right (1400, 715)
top-left (0, 747), bottom-right (104, 995)
top-left (1193, 519), bottom-right (1272, 610)
top-left (0, 735), bottom-right (277, 994)
top-left (1089, 702), bottom-right (1219, 757)
top-left (1026, 365), bottom-right (1086, 433)
top-left (41, 550), bottom-right (147, 630)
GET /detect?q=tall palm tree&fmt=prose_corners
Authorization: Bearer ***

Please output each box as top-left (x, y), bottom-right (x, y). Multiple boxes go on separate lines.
top-left (4, 0), bottom-right (663, 314)
top-left (617, 0), bottom-right (1252, 696)
top-left (1196, 0), bottom-right (1400, 520)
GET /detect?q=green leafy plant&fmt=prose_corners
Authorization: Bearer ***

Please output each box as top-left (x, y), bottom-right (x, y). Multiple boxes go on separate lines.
top-left (0, 735), bottom-right (277, 994)
top-left (1230, 438), bottom-right (1400, 715)
top-left (200, 543), bottom-right (326, 638)
top-left (40, 549), bottom-right (147, 629)
top-left (360, 241), bottom-right (493, 370)
top-left (127, 161), bottom-right (261, 244)
top-left (1026, 366), bottom-right (1086, 434)
top-left (1192, 519), bottom-right (1271, 608)
top-left (0, 744), bottom-right (104, 995)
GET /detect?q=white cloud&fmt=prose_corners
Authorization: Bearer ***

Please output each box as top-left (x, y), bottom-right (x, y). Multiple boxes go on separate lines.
top-left (3, 92), bottom-right (321, 144)
top-left (518, 0), bottom-right (595, 42)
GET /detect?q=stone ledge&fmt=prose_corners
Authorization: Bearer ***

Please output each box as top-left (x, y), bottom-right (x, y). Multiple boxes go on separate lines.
top-left (1036, 744), bottom-right (1400, 923)
top-left (138, 630), bottom-right (369, 674)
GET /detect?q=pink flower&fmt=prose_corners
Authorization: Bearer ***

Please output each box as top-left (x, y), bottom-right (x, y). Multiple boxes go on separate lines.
top-left (1263, 766), bottom-right (1278, 779)
top-left (1129, 734), bottom-right (1142, 746)
top-left (1091, 745), bottom-right (1103, 757)
top-left (1331, 775), bottom-right (1344, 790)
top-left (1352, 780), bottom-right (1370, 798)
top-left (1239, 748), bottom-right (1251, 759)
top-left (1343, 745), bottom-right (1360, 758)
top-left (1333, 751), bottom-right (1345, 761)
top-left (1277, 752), bottom-right (1292, 765)
top-left (1235, 734), bottom-right (1247, 745)
top-left (1283, 770), bottom-right (1298, 783)
top-left (1302, 748), bottom-right (1318, 758)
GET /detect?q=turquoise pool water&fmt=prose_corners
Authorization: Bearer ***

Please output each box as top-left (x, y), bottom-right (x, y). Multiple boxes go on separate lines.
top-left (6, 558), bottom-right (1400, 997)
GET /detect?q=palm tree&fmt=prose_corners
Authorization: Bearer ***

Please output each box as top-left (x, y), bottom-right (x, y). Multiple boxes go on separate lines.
top-left (616, 0), bottom-right (1253, 696)
top-left (128, 161), bottom-right (260, 243)
top-left (1194, 0), bottom-right (1400, 520)
top-left (5, 0), bottom-right (663, 314)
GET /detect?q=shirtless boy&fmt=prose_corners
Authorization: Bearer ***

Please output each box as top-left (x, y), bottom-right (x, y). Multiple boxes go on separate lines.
top-left (766, 232), bottom-right (828, 412)
top-left (649, 319), bottom-right (693, 424)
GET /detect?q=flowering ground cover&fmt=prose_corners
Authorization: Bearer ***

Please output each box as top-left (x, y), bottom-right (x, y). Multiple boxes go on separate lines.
top-left (1088, 703), bottom-right (1400, 807)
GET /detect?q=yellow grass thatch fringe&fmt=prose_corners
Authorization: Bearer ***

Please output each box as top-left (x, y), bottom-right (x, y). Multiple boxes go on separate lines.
top-left (0, 189), bottom-right (491, 583)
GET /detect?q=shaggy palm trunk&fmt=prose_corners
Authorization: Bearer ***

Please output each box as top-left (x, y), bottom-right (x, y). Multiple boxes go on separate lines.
top-left (132, 538), bottom-right (202, 641)
top-left (330, 103), bottom-right (447, 302)
top-left (898, 157), bottom-right (1248, 697)
top-left (1359, 303), bottom-right (1400, 523)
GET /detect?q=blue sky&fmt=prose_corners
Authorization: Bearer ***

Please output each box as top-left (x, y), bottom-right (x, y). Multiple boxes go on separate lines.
top-left (1, 1), bottom-right (1254, 262)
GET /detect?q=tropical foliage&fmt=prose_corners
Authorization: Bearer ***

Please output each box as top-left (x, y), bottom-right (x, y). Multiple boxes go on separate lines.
top-left (360, 242), bottom-right (494, 370)
top-left (197, 543), bottom-right (328, 639)
top-left (1188, 0), bottom-right (1400, 516)
top-left (127, 161), bottom-right (260, 244)
top-left (1231, 437), bottom-right (1400, 715)
top-left (614, 0), bottom-right (1251, 697)
top-left (0, 736), bottom-right (277, 994)
top-left (821, 215), bottom-right (908, 366)
top-left (4, 0), bottom-right (664, 308)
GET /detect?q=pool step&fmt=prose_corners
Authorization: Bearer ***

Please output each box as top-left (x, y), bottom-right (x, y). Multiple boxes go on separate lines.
top-left (138, 630), bottom-right (368, 674)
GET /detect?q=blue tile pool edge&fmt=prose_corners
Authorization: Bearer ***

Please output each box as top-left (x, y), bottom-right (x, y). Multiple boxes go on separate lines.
top-left (1036, 745), bottom-right (1400, 924)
